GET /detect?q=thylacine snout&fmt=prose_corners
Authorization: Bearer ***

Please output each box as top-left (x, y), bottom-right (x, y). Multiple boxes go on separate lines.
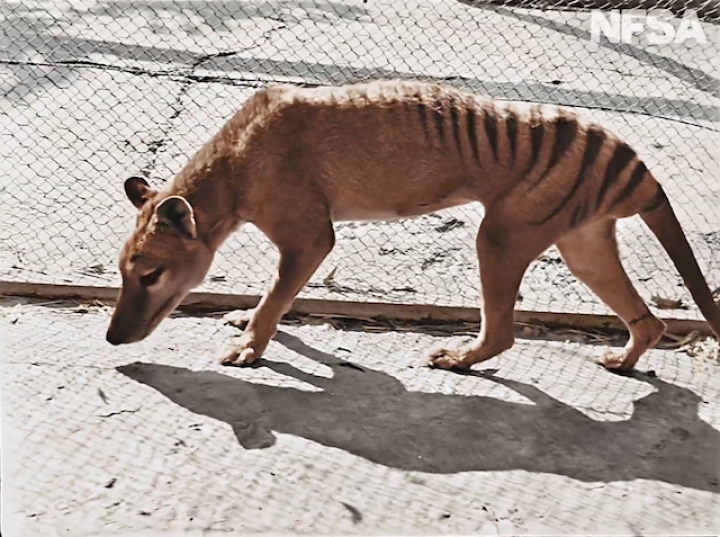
top-left (106, 176), bottom-right (219, 345)
top-left (106, 288), bottom-right (183, 345)
top-left (106, 79), bottom-right (720, 376)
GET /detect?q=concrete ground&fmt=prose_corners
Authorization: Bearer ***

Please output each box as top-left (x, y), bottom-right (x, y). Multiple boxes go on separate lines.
top-left (1, 0), bottom-right (719, 317)
top-left (2, 0), bottom-right (720, 535)
top-left (2, 297), bottom-right (720, 535)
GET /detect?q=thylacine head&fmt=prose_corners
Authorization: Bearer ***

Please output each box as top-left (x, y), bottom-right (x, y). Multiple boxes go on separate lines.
top-left (105, 177), bottom-right (217, 345)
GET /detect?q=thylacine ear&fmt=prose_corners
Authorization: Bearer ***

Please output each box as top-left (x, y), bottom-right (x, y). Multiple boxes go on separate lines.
top-left (154, 196), bottom-right (197, 239)
top-left (124, 176), bottom-right (157, 209)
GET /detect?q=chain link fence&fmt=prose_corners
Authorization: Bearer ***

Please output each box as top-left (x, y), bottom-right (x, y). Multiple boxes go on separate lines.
top-left (1, 0), bottom-right (718, 319)
top-left (3, 5), bottom-right (720, 533)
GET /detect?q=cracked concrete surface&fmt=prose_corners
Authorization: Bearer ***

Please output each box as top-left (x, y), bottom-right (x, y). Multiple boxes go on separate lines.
top-left (1, 0), bottom-right (719, 318)
top-left (1, 1), bottom-right (720, 535)
top-left (2, 298), bottom-right (720, 535)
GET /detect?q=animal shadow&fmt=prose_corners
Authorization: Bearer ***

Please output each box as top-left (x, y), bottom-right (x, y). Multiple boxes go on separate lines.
top-left (117, 332), bottom-right (719, 493)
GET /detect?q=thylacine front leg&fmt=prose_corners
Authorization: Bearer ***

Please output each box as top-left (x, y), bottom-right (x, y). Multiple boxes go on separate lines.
top-left (220, 216), bottom-right (336, 366)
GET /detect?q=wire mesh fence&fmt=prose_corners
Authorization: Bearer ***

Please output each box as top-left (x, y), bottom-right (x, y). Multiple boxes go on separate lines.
top-left (1, 0), bottom-right (718, 319)
top-left (2, 5), bottom-right (720, 533)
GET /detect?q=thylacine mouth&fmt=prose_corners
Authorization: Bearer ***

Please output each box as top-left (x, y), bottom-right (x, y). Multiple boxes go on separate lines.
top-left (142, 293), bottom-right (180, 341)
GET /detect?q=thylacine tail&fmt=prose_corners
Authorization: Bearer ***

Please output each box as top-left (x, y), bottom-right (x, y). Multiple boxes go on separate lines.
top-left (640, 185), bottom-right (720, 337)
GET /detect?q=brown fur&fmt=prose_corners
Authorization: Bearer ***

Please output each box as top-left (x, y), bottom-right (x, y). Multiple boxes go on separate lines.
top-left (106, 79), bottom-right (720, 372)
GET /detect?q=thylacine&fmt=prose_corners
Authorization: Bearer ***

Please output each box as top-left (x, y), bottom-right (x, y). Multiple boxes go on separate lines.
top-left (106, 79), bottom-right (720, 372)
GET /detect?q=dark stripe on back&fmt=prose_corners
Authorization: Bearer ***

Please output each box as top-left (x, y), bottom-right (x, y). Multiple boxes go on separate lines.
top-left (484, 108), bottom-right (499, 161)
top-left (570, 199), bottom-right (589, 228)
top-left (506, 111), bottom-right (518, 169)
top-left (466, 110), bottom-right (480, 164)
top-left (433, 106), bottom-right (445, 145)
top-left (529, 114), bottom-right (579, 189)
top-left (527, 122), bottom-right (544, 175)
top-left (609, 160), bottom-right (648, 209)
top-left (642, 184), bottom-right (668, 213)
top-left (535, 127), bottom-right (606, 224)
top-left (450, 105), bottom-right (462, 157)
top-left (417, 102), bottom-right (430, 142)
top-left (576, 127), bottom-right (607, 187)
top-left (596, 141), bottom-right (635, 210)
top-left (551, 117), bottom-right (583, 170)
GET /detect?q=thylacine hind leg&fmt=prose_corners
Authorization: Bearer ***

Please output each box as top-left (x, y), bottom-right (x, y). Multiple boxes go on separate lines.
top-left (429, 211), bottom-right (557, 370)
top-left (556, 219), bottom-right (666, 370)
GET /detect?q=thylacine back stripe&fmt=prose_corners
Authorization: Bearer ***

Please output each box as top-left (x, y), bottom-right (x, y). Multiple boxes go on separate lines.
top-left (609, 160), bottom-right (648, 208)
top-left (528, 114), bottom-right (578, 189)
top-left (466, 110), bottom-right (480, 164)
top-left (506, 111), bottom-right (518, 169)
top-left (450, 104), bottom-right (463, 158)
top-left (596, 141), bottom-right (635, 210)
top-left (548, 115), bottom-right (580, 170)
top-left (417, 102), bottom-right (430, 142)
top-left (433, 105), bottom-right (446, 145)
top-left (570, 199), bottom-right (589, 227)
top-left (576, 126), bottom-right (607, 183)
top-left (526, 113), bottom-right (544, 176)
top-left (484, 108), bottom-right (499, 161)
top-left (534, 126), bottom-right (606, 224)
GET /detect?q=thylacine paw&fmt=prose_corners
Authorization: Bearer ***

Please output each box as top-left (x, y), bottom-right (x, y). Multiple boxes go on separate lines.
top-left (427, 347), bottom-right (472, 370)
top-left (223, 309), bottom-right (255, 330)
top-left (219, 344), bottom-right (258, 366)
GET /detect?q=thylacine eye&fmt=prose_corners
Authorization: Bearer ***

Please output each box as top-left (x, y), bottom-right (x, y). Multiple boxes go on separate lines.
top-left (139, 267), bottom-right (165, 287)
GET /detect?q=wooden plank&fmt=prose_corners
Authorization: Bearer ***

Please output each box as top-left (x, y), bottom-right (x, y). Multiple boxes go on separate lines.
top-left (0, 280), bottom-right (713, 336)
